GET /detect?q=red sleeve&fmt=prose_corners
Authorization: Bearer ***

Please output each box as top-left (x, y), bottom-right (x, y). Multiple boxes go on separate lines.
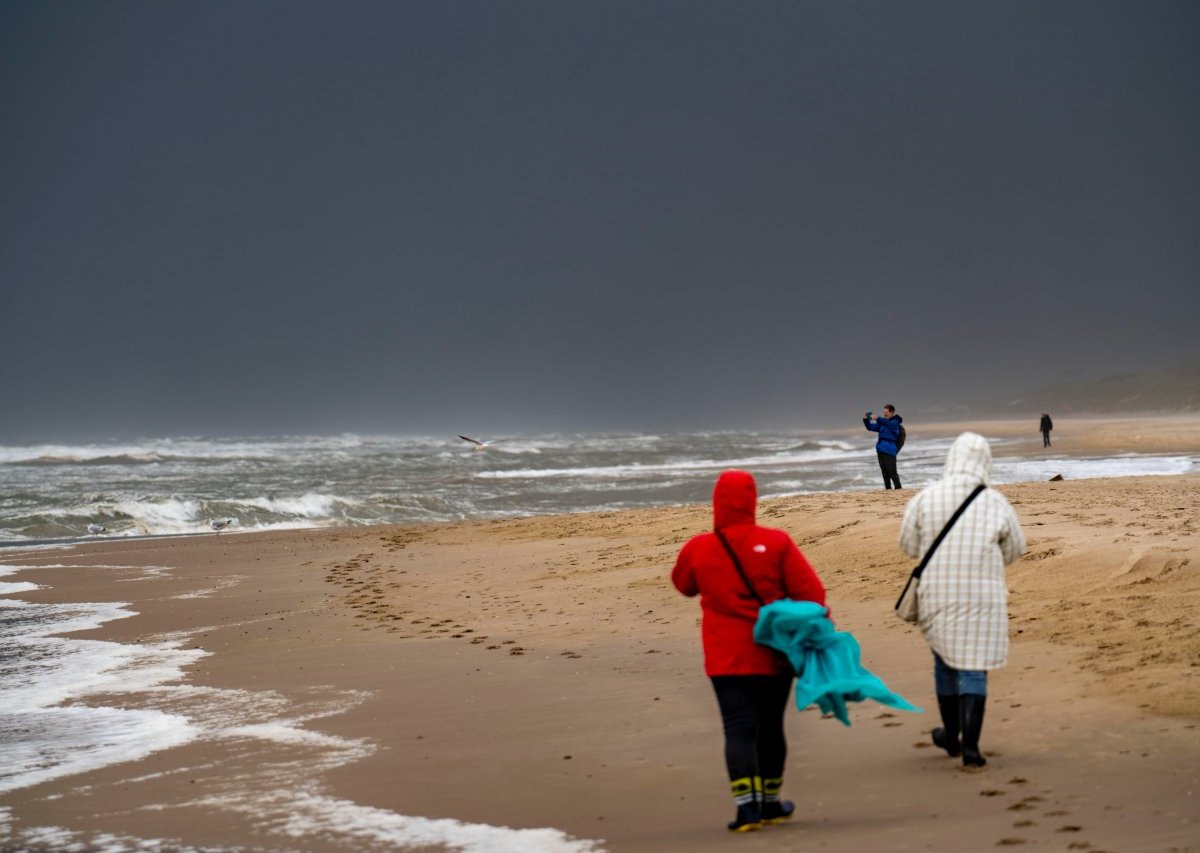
top-left (782, 540), bottom-right (827, 611)
top-left (672, 537), bottom-right (700, 597)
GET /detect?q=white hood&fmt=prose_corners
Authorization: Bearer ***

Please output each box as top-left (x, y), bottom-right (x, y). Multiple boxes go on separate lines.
top-left (942, 431), bottom-right (993, 486)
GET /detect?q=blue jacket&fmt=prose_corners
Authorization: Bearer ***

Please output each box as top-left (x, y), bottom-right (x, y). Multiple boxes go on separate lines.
top-left (753, 599), bottom-right (920, 726)
top-left (865, 414), bottom-right (903, 456)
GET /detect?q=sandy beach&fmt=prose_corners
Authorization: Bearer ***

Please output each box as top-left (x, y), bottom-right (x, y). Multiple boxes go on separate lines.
top-left (1, 418), bottom-right (1197, 852)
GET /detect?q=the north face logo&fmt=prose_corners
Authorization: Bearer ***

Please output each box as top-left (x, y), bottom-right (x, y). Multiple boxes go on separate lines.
top-left (752, 544), bottom-right (767, 553)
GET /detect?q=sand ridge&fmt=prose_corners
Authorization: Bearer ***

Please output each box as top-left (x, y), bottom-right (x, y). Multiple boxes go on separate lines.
top-left (320, 473), bottom-right (1197, 718)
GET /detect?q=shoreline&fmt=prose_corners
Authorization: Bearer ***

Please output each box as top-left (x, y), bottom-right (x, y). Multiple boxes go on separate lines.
top-left (4, 414), bottom-right (1198, 550)
top-left (829, 413), bottom-right (1200, 456)
top-left (1, 426), bottom-right (1197, 850)
top-left (4, 412), bottom-right (1195, 547)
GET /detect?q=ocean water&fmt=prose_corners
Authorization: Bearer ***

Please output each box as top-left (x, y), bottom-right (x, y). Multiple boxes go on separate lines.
top-left (0, 431), bottom-right (1194, 849)
top-left (1, 431), bottom-right (1194, 542)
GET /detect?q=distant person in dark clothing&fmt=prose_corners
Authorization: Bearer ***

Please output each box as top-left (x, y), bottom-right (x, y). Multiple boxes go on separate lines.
top-left (1040, 413), bottom-right (1053, 448)
top-left (864, 405), bottom-right (903, 489)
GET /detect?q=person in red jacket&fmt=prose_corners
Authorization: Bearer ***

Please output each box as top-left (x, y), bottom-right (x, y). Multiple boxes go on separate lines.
top-left (672, 470), bottom-right (827, 832)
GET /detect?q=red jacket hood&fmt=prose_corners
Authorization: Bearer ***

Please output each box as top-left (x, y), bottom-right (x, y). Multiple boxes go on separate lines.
top-left (713, 470), bottom-right (757, 530)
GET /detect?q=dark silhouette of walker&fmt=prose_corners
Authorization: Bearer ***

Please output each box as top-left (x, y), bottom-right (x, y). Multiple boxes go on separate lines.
top-left (1039, 413), bottom-right (1053, 448)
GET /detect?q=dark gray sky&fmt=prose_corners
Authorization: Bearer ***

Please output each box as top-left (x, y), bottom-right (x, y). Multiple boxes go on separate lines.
top-left (3, 1), bottom-right (1198, 440)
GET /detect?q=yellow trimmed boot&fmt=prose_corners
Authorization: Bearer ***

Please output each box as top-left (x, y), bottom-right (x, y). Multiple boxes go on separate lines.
top-left (761, 777), bottom-right (795, 824)
top-left (726, 777), bottom-right (763, 832)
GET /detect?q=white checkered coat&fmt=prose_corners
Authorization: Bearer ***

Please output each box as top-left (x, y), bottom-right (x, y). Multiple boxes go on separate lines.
top-left (899, 432), bottom-right (1026, 670)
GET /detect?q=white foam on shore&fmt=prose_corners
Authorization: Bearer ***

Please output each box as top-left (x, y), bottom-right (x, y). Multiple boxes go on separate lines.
top-left (192, 788), bottom-right (604, 853)
top-left (0, 580), bottom-right (41, 595)
top-left (992, 454), bottom-right (1193, 483)
top-left (858, 448), bottom-right (1195, 492)
top-left (0, 706), bottom-right (197, 796)
top-left (0, 563), bottom-right (176, 574)
top-left (128, 679), bottom-right (604, 850)
top-left (0, 810), bottom-right (238, 853)
top-left (0, 586), bottom-right (204, 794)
top-left (223, 721), bottom-right (364, 751)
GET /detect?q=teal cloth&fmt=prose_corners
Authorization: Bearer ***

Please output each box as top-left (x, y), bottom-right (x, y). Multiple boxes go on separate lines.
top-left (753, 599), bottom-right (922, 726)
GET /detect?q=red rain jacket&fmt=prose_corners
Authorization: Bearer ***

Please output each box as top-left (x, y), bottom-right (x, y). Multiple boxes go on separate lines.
top-left (672, 470), bottom-right (827, 676)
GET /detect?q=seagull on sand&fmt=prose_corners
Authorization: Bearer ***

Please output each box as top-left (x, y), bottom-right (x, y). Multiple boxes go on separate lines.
top-left (87, 523), bottom-right (107, 535)
top-left (209, 519), bottom-right (234, 533)
top-left (458, 435), bottom-right (500, 451)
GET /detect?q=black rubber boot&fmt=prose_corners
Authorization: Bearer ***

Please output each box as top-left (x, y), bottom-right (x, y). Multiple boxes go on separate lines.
top-left (727, 802), bottom-right (763, 832)
top-left (931, 693), bottom-right (961, 757)
top-left (960, 693), bottom-right (988, 768)
top-left (761, 800), bottom-right (795, 824)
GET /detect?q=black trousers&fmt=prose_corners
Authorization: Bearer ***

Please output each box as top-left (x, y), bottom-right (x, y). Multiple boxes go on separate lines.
top-left (710, 674), bottom-right (793, 784)
top-left (877, 451), bottom-right (901, 489)
top-left (1042, 430), bottom-right (1051, 447)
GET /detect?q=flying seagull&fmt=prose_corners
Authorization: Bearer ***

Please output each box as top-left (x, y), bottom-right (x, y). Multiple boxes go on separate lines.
top-left (87, 523), bottom-right (107, 535)
top-left (209, 519), bottom-right (234, 533)
top-left (458, 435), bottom-right (500, 451)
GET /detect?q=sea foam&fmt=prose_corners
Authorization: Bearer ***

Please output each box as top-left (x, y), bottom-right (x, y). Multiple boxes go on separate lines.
top-left (0, 592), bottom-right (201, 794)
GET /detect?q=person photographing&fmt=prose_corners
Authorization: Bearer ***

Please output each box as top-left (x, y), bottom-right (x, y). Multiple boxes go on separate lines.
top-left (864, 405), bottom-right (904, 489)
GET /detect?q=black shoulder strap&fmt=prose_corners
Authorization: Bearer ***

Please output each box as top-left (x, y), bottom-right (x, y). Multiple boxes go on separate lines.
top-left (715, 530), bottom-right (765, 606)
top-left (911, 484), bottom-right (987, 581)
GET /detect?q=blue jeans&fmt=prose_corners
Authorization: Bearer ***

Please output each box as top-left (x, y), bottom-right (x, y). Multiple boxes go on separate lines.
top-left (933, 653), bottom-right (987, 696)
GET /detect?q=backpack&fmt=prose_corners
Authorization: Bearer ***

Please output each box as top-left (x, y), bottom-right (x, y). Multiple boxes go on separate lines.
top-left (894, 425), bottom-right (906, 452)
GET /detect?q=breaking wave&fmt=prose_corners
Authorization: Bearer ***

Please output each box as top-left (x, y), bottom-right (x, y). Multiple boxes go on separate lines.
top-left (0, 432), bottom-right (1193, 542)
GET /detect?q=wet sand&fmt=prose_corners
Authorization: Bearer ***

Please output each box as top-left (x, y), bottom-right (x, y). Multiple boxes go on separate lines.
top-left (1, 417), bottom-right (1197, 851)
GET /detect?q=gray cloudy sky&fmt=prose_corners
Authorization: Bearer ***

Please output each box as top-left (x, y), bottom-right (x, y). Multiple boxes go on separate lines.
top-left (3, 1), bottom-right (1197, 440)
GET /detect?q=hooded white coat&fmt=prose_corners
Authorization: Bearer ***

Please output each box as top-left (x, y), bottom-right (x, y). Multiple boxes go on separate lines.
top-left (899, 432), bottom-right (1027, 670)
